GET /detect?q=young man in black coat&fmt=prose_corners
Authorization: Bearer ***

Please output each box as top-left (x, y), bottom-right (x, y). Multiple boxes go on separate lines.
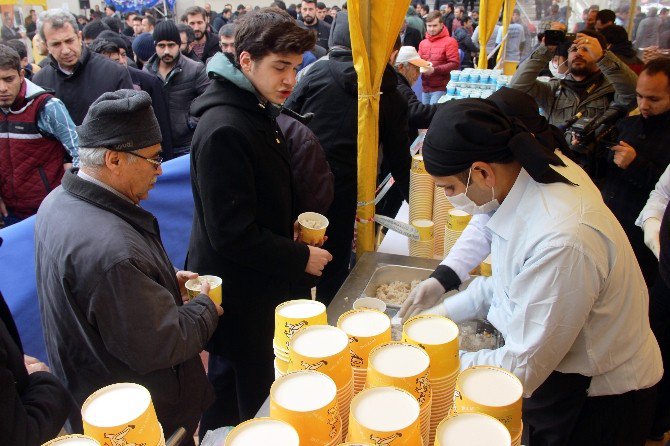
top-left (183, 6), bottom-right (221, 64)
top-left (285, 11), bottom-right (412, 304)
top-left (188, 8), bottom-right (330, 436)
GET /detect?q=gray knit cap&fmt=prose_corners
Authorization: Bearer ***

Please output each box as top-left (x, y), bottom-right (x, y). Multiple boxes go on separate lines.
top-left (77, 89), bottom-right (162, 152)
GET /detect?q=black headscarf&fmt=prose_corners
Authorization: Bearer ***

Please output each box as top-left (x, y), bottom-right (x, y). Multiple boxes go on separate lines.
top-left (423, 99), bottom-right (574, 185)
top-left (488, 87), bottom-right (571, 154)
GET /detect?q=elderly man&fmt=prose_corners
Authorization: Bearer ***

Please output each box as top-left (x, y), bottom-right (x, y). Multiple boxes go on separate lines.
top-left (35, 90), bottom-right (222, 444)
top-left (409, 98), bottom-right (662, 445)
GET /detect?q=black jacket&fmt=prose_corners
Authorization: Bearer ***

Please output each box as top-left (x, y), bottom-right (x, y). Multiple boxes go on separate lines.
top-left (35, 171), bottom-right (218, 438)
top-left (187, 56), bottom-right (311, 359)
top-left (301, 19), bottom-right (331, 51)
top-left (0, 291), bottom-right (76, 445)
top-left (454, 27), bottom-right (477, 68)
top-left (128, 66), bottom-right (174, 159)
top-left (144, 54), bottom-right (210, 151)
top-left (601, 110), bottom-right (670, 284)
top-left (285, 48), bottom-right (411, 201)
top-left (32, 46), bottom-right (134, 125)
top-left (277, 113), bottom-right (334, 216)
top-left (196, 32), bottom-right (221, 64)
top-left (402, 26), bottom-right (422, 50)
top-left (395, 70), bottom-right (439, 143)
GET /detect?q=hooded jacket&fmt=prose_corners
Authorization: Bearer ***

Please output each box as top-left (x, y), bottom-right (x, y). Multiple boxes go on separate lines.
top-left (187, 53), bottom-right (311, 359)
top-left (144, 53), bottom-right (210, 151)
top-left (418, 25), bottom-right (460, 92)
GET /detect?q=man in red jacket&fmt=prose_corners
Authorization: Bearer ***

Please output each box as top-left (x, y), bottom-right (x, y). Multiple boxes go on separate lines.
top-left (419, 10), bottom-right (460, 104)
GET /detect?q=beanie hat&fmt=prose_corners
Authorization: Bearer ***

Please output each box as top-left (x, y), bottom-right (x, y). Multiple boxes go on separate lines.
top-left (132, 32), bottom-right (155, 62)
top-left (77, 89), bottom-right (162, 152)
top-left (152, 20), bottom-right (181, 45)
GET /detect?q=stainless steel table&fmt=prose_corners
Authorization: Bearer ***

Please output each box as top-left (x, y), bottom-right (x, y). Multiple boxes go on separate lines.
top-left (255, 251), bottom-right (440, 417)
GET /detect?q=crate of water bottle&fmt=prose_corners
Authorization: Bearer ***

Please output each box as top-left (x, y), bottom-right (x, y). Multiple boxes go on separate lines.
top-left (495, 75), bottom-right (510, 90)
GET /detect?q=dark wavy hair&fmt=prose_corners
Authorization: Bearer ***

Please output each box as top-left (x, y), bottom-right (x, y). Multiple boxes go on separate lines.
top-left (234, 7), bottom-right (315, 60)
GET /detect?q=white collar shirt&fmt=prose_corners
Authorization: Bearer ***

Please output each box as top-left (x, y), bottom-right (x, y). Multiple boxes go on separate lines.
top-left (441, 153), bottom-right (663, 397)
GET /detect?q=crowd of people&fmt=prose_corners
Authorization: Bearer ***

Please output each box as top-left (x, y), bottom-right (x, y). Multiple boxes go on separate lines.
top-left (2, 1), bottom-right (670, 446)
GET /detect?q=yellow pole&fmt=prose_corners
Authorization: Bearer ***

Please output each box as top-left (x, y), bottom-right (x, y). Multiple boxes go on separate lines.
top-left (627, 0), bottom-right (637, 39)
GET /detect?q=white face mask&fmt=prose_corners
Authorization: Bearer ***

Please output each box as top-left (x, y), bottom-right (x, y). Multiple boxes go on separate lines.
top-left (447, 168), bottom-right (500, 215)
top-left (549, 59), bottom-right (568, 79)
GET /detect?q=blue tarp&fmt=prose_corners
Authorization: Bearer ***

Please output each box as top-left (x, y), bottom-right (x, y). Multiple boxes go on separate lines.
top-left (105, 0), bottom-right (175, 14)
top-left (0, 155), bottom-right (194, 362)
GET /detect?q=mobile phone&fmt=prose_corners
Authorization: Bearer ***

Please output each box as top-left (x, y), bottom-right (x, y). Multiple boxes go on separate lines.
top-left (565, 33), bottom-right (576, 43)
top-left (544, 30), bottom-right (565, 46)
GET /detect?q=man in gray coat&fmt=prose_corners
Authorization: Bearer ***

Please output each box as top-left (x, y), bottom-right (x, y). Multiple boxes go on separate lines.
top-left (144, 20), bottom-right (210, 157)
top-left (34, 89), bottom-right (222, 445)
top-left (509, 30), bottom-right (638, 127)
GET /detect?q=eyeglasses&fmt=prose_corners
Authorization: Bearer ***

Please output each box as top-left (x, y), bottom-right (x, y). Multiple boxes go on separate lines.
top-left (127, 151), bottom-right (163, 168)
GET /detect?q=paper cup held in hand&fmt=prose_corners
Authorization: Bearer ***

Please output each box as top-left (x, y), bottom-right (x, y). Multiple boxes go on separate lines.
top-left (42, 435), bottom-right (101, 446)
top-left (82, 383), bottom-right (162, 446)
top-left (298, 212), bottom-right (329, 245)
top-left (185, 275), bottom-right (222, 305)
top-left (224, 418), bottom-right (300, 446)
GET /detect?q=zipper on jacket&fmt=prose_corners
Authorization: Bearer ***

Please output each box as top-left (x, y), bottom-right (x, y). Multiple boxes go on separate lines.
top-left (38, 166), bottom-right (52, 192)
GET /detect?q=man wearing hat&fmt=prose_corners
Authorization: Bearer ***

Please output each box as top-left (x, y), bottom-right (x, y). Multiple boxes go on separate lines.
top-left (404, 99), bottom-right (662, 444)
top-left (34, 89), bottom-right (222, 443)
top-left (144, 20), bottom-right (209, 158)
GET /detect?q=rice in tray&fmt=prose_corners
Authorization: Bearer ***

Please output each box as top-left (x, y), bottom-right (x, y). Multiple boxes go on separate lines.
top-left (459, 324), bottom-right (499, 351)
top-left (375, 280), bottom-right (421, 306)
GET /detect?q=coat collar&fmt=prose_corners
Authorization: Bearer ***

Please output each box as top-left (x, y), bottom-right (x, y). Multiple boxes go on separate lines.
top-left (485, 167), bottom-right (532, 241)
top-left (61, 169), bottom-right (159, 236)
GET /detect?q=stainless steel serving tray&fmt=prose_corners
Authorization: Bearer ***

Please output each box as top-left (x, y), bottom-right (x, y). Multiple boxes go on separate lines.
top-left (361, 264), bottom-right (434, 308)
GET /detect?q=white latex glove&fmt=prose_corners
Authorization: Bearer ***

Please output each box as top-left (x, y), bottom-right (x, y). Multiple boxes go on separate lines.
top-left (643, 218), bottom-right (662, 259)
top-left (398, 277), bottom-right (446, 323)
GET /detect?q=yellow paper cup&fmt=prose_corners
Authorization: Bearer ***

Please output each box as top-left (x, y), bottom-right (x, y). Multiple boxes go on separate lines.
top-left (337, 309), bottom-right (391, 369)
top-left (82, 383), bottom-right (161, 446)
top-left (337, 443), bottom-right (374, 446)
top-left (411, 219), bottom-right (434, 241)
top-left (446, 209), bottom-right (471, 231)
top-left (275, 357), bottom-right (289, 374)
top-left (352, 297), bottom-right (386, 313)
top-left (224, 418), bottom-right (300, 446)
top-left (298, 212), bottom-right (329, 245)
top-left (270, 371), bottom-right (341, 445)
top-left (367, 342), bottom-right (431, 407)
top-left (402, 315), bottom-right (460, 379)
top-left (185, 275), bottom-right (222, 305)
top-left (348, 387), bottom-right (422, 446)
top-left (42, 435), bottom-right (100, 446)
top-left (288, 325), bottom-right (352, 388)
top-left (480, 254), bottom-right (492, 277)
top-left (411, 154), bottom-right (428, 174)
top-left (434, 413), bottom-right (511, 446)
top-left (453, 366), bottom-right (523, 436)
top-left (274, 299), bottom-right (328, 351)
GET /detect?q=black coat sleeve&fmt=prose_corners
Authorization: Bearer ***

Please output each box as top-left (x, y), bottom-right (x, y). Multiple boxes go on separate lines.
top-left (397, 80), bottom-right (439, 130)
top-left (379, 89), bottom-right (411, 202)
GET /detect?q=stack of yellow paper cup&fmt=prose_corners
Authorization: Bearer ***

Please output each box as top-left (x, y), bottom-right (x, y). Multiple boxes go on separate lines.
top-left (42, 435), bottom-right (100, 446)
top-left (409, 155), bottom-right (434, 224)
top-left (409, 219), bottom-right (435, 259)
top-left (82, 383), bottom-right (164, 446)
top-left (432, 185), bottom-right (454, 258)
top-left (224, 418), bottom-right (300, 446)
top-left (348, 387), bottom-right (422, 445)
top-left (443, 210), bottom-right (471, 256)
top-left (480, 254), bottom-right (492, 277)
top-left (274, 300), bottom-right (328, 379)
top-left (337, 309), bottom-right (392, 396)
top-left (402, 315), bottom-right (460, 445)
top-left (367, 342), bottom-right (432, 446)
top-left (452, 366), bottom-right (523, 444)
top-left (185, 275), bottom-right (222, 305)
top-left (337, 443), bottom-right (374, 446)
top-left (270, 371), bottom-right (342, 446)
top-left (288, 325), bottom-right (353, 438)
top-left (434, 413), bottom-right (511, 446)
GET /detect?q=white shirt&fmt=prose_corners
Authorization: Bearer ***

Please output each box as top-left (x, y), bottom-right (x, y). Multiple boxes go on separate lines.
top-left (440, 213), bottom-right (492, 283)
top-left (636, 163), bottom-right (670, 227)
top-left (439, 153), bottom-right (663, 397)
